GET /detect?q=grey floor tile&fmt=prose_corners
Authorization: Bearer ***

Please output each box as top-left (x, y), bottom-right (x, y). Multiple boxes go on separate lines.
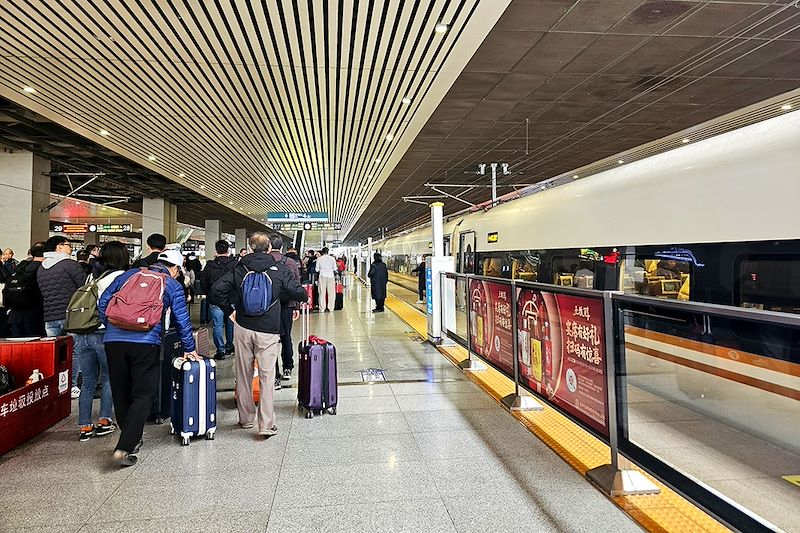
top-left (94, 471), bottom-right (278, 522)
top-left (2, 525), bottom-right (82, 533)
top-left (389, 380), bottom-right (475, 396)
top-left (396, 392), bottom-right (499, 413)
top-left (0, 448), bottom-right (140, 487)
top-left (83, 512), bottom-right (270, 532)
top-left (0, 481), bottom-right (119, 529)
top-left (443, 493), bottom-right (562, 533)
top-left (272, 461), bottom-right (438, 509)
top-left (330, 394), bottom-right (401, 415)
top-left (288, 411), bottom-right (411, 439)
top-left (336, 382), bottom-right (395, 397)
top-left (284, 432), bottom-right (421, 468)
top-left (267, 498), bottom-right (455, 532)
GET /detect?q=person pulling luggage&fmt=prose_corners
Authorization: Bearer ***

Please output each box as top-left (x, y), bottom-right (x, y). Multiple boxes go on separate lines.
top-left (212, 232), bottom-right (307, 438)
top-left (98, 248), bottom-right (197, 467)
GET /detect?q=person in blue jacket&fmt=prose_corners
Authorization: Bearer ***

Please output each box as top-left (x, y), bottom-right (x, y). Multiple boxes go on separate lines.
top-left (98, 248), bottom-right (197, 467)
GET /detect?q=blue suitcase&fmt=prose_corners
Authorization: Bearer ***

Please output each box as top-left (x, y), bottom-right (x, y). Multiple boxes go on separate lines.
top-left (170, 358), bottom-right (217, 445)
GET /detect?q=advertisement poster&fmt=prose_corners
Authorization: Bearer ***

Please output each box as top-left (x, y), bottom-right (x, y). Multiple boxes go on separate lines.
top-left (516, 288), bottom-right (608, 437)
top-left (469, 279), bottom-right (514, 377)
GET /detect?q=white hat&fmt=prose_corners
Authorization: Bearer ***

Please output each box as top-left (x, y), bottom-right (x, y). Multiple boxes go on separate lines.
top-left (157, 248), bottom-right (184, 267)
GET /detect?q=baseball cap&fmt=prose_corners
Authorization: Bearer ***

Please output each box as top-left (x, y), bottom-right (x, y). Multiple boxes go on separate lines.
top-left (157, 249), bottom-right (184, 267)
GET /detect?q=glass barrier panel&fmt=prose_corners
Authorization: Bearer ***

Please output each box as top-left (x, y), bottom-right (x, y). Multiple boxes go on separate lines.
top-left (453, 275), bottom-right (468, 343)
top-left (618, 301), bottom-right (800, 531)
top-left (441, 273), bottom-right (457, 339)
top-left (468, 278), bottom-right (515, 377)
top-left (516, 286), bottom-right (609, 438)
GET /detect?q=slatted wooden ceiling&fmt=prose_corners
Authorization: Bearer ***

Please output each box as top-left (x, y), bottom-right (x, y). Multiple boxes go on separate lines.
top-left (0, 0), bottom-right (509, 236)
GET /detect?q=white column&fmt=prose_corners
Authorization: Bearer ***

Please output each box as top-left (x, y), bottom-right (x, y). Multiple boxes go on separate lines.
top-left (235, 228), bottom-right (247, 254)
top-left (0, 151), bottom-right (50, 257)
top-left (142, 197), bottom-right (177, 243)
top-left (431, 201), bottom-right (444, 258)
top-left (204, 220), bottom-right (221, 261)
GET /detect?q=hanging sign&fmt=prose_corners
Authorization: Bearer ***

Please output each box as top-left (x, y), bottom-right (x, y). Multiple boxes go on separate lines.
top-left (266, 211), bottom-right (329, 223)
top-left (487, 232), bottom-right (499, 243)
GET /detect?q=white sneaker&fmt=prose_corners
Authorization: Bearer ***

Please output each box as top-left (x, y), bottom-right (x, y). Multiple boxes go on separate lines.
top-left (416, 300), bottom-right (424, 304)
top-left (71, 386), bottom-right (81, 399)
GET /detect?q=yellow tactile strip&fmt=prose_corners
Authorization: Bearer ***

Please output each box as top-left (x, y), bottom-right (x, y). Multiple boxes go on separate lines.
top-left (384, 292), bottom-right (732, 533)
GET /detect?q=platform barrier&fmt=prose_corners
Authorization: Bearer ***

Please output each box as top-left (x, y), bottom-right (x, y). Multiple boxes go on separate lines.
top-left (438, 273), bottom-right (799, 533)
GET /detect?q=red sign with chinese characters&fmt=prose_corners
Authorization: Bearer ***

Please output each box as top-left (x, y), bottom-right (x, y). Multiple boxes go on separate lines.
top-left (469, 279), bottom-right (514, 377)
top-left (516, 288), bottom-right (608, 437)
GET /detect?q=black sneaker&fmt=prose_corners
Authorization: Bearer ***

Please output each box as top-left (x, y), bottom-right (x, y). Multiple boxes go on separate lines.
top-left (215, 352), bottom-right (227, 360)
top-left (94, 419), bottom-right (117, 437)
top-left (274, 379), bottom-right (282, 390)
top-left (132, 439), bottom-right (143, 454)
top-left (282, 368), bottom-right (292, 380)
top-left (79, 425), bottom-right (96, 442)
top-left (225, 347), bottom-right (235, 355)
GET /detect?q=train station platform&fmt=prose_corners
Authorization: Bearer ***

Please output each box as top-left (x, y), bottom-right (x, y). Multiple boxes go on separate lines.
top-left (0, 279), bottom-right (650, 533)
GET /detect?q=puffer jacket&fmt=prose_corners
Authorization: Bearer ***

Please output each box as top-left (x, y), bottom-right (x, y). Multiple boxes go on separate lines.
top-left (200, 255), bottom-right (237, 303)
top-left (212, 252), bottom-right (307, 334)
top-left (97, 264), bottom-right (196, 351)
top-left (37, 252), bottom-right (88, 322)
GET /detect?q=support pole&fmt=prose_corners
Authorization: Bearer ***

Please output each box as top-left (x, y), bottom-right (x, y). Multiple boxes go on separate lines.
top-left (501, 280), bottom-right (543, 412)
top-left (490, 162), bottom-right (498, 204)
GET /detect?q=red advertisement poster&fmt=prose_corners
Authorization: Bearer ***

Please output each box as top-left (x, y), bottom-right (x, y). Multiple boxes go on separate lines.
top-left (469, 279), bottom-right (514, 377)
top-left (516, 288), bottom-right (608, 437)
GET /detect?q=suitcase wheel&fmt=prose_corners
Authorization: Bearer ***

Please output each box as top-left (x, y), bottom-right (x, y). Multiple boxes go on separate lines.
top-left (155, 417), bottom-right (164, 425)
top-left (169, 427), bottom-right (176, 435)
top-left (206, 432), bottom-right (215, 441)
top-left (181, 437), bottom-right (190, 446)
top-left (305, 411), bottom-right (313, 419)
top-left (328, 406), bottom-right (337, 415)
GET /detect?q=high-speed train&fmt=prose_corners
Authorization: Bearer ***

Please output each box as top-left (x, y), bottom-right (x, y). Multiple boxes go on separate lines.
top-left (378, 109), bottom-right (800, 313)
top-left (376, 110), bottom-right (800, 454)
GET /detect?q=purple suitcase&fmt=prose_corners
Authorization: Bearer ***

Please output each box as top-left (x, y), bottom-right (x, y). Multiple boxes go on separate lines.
top-left (297, 304), bottom-right (338, 418)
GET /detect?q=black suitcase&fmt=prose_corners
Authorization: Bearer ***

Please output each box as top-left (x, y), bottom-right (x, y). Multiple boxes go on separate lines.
top-left (150, 329), bottom-right (181, 424)
top-left (199, 297), bottom-right (210, 324)
top-left (334, 292), bottom-right (344, 311)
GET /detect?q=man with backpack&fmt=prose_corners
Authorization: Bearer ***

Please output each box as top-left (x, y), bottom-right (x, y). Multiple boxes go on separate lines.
top-left (98, 248), bottom-right (197, 467)
top-left (212, 232), bottom-right (307, 438)
top-left (199, 239), bottom-right (237, 359)
top-left (38, 236), bottom-right (89, 398)
top-left (3, 242), bottom-right (45, 337)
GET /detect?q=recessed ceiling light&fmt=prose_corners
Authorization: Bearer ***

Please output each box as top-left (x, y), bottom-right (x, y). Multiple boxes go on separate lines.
top-left (617, 159), bottom-right (624, 165)
top-left (435, 22), bottom-right (448, 34)
top-left (374, 158), bottom-right (381, 163)
top-left (22, 86), bottom-right (35, 93)
top-left (178, 172), bottom-right (185, 178)
top-left (681, 138), bottom-right (690, 143)
top-left (200, 184), bottom-right (206, 189)
top-left (572, 174), bottom-right (579, 179)
top-left (75, 201), bottom-right (80, 205)
top-left (575, 194), bottom-right (583, 198)
top-left (385, 133), bottom-right (394, 141)
top-left (781, 104), bottom-right (793, 110)
top-left (401, 97), bottom-right (411, 105)
top-left (147, 155), bottom-right (156, 161)
top-left (217, 194), bottom-right (222, 198)
top-left (99, 129), bottom-right (110, 136)
top-left (228, 201), bottom-right (233, 205)
top-left (247, 212), bottom-right (251, 215)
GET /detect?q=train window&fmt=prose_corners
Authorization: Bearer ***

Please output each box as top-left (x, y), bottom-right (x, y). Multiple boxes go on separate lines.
top-left (481, 256), bottom-right (504, 278)
top-left (551, 255), bottom-right (596, 288)
top-left (511, 251), bottom-right (539, 281)
top-left (738, 255), bottom-right (800, 314)
top-left (622, 256), bottom-right (690, 300)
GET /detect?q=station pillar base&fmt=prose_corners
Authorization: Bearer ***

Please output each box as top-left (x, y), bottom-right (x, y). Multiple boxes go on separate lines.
top-left (501, 393), bottom-right (543, 412)
top-left (586, 463), bottom-right (661, 497)
top-left (458, 358), bottom-right (487, 372)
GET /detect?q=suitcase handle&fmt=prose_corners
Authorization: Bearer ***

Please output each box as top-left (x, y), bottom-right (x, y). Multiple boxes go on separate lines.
top-left (301, 302), bottom-right (309, 347)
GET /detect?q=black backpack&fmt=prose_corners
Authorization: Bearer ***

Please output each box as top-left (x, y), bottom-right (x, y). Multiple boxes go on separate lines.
top-left (0, 365), bottom-right (14, 395)
top-left (2, 261), bottom-right (41, 309)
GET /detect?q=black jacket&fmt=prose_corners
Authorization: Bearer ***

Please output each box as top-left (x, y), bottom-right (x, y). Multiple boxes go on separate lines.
top-left (410, 262), bottom-right (426, 290)
top-left (200, 255), bottom-right (238, 303)
top-left (368, 260), bottom-right (388, 300)
top-left (211, 252), bottom-right (307, 334)
top-left (132, 251), bottom-right (160, 268)
top-left (37, 253), bottom-right (87, 322)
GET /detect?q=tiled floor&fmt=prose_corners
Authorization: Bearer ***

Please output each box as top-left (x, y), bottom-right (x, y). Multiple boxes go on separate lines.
top-left (0, 283), bottom-right (642, 533)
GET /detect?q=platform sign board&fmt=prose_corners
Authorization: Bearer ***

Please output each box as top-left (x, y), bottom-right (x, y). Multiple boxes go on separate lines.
top-left (272, 222), bottom-right (341, 231)
top-left (50, 222), bottom-right (88, 234)
top-left (516, 288), bottom-right (608, 437)
top-left (266, 211), bottom-right (328, 223)
top-left (425, 265), bottom-right (433, 315)
top-left (468, 279), bottom-right (514, 377)
top-left (87, 224), bottom-right (132, 233)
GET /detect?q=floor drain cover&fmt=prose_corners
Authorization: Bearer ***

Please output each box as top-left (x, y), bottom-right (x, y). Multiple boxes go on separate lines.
top-left (360, 368), bottom-right (386, 382)
top-left (405, 331), bottom-right (423, 342)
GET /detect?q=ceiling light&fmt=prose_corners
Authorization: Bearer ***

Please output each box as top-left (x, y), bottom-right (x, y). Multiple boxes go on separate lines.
top-left (401, 97), bottom-right (411, 105)
top-left (681, 138), bottom-right (690, 144)
top-left (147, 155), bottom-right (156, 161)
top-left (200, 184), bottom-right (206, 189)
top-left (572, 174), bottom-right (579, 179)
top-left (435, 22), bottom-right (448, 34)
top-left (375, 158), bottom-right (381, 163)
top-left (217, 194), bottom-right (222, 198)
top-left (617, 159), bottom-right (624, 165)
top-left (228, 201), bottom-right (233, 205)
top-left (22, 86), bottom-right (35, 93)
top-left (781, 104), bottom-right (793, 111)
top-left (385, 133), bottom-right (394, 141)
top-left (575, 194), bottom-right (583, 198)
top-left (99, 129), bottom-right (110, 136)
top-left (178, 172), bottom-right (185, 178)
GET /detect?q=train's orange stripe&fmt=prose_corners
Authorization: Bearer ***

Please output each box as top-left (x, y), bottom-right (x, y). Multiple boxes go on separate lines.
top-left (625, 326), bottom-right (800, 378)
top-left (626, 342), bottom-right (800, 401)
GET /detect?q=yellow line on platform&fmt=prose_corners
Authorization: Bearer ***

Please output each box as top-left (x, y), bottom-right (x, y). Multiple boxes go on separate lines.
top-left (384, 290), bottom-right (731, 533)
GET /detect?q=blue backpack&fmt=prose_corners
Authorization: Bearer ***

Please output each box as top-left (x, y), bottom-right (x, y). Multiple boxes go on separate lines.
top-left (240, 265), bottom-right (275, 316)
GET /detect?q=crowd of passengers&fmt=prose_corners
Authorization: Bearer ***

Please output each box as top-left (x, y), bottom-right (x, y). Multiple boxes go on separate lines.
top-left (0, 232), bottom-right (387, 467)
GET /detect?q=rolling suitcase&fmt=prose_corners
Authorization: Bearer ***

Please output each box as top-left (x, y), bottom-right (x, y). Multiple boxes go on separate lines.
top-left (297, 304), bottom-right (338, 418)
top-left (334, 282), bottom-right (344, 310)
top-left (199, 297), bottom-right (210, 325)
top-left (170, 357), bottom-right (217, 446)
top-left (151, 329), bottom-right (181, 424)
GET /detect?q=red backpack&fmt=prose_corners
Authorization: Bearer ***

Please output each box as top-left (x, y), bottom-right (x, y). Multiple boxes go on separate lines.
top-left (106, 269), bottom-right (167, 331)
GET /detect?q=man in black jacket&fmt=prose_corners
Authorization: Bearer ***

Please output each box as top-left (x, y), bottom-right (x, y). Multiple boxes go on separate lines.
top-left (200, 240), bottom-right (238, 359)
top-left (5, 242), bottom-right (45, 337)
top-left (132, 233), bottom-right (166, 268)
top-left (212, 232), bottom-right (307, 437)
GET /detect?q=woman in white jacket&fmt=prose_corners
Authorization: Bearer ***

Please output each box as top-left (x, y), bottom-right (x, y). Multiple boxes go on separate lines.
top-left (75, 241), bottom-right (129, 442)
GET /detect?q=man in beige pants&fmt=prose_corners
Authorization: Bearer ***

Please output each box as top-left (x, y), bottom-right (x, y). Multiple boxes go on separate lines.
top-left (316, 247), bottom-right (337, 312)
top-left (212, 232), bottom-right (307, 437)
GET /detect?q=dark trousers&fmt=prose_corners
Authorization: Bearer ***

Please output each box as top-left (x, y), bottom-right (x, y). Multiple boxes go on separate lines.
top-left (418, 289), bottom-right (424, 300)
top-left (374, 298), bottom-right (386, 311)
top-left (280, 305), bottom-right (294, 371)
top-left (105, 342), bottom-right (160, 453)
top-left (9, 309), bottom-right (45, 337)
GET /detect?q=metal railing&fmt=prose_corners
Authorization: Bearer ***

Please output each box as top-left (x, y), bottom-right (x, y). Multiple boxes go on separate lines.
top-left (439, 272), bottom-right (799, 533)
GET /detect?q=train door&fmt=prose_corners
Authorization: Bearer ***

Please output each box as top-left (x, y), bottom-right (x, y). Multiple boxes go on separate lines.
top-left (458, 231), bottom-right (476, 274)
